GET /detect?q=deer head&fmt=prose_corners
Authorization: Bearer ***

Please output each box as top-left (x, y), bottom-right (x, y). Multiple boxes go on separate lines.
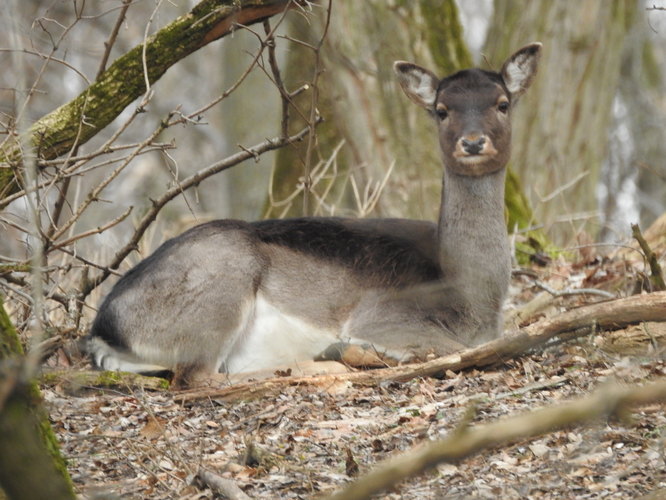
top-left (394, 43), bottom-right (542, 177)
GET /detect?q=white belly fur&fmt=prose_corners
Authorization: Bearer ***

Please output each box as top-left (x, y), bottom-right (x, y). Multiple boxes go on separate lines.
top-left (223, 295), bottom-right (339, 373)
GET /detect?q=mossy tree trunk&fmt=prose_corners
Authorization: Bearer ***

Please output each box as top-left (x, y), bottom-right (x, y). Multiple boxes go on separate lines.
top-left (0, 297), bottom-right (75, 500)
top-left (268, 0), bottom-right (540, 244)
top-left (484, 0), bottom-right (636, 244)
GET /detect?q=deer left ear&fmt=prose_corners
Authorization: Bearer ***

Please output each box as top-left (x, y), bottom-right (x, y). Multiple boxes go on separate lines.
top-left (394, 61), bottom-right (440, 109)
top-left (501, 42), bottom-right (542, 99)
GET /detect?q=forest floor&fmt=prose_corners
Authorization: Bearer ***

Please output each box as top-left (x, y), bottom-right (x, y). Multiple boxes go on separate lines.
top-left (43, 242), bottom-right (666, 499)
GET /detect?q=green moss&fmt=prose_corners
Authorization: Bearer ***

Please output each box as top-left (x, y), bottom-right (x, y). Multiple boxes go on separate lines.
top-left (37, 404), bottom-right (74, 490)
top-left (0, 296), bottom-right (24, 358)
top-left (419, 0), bottom-right (473, 74)
top-left (504, 168), bottom-right (533, 233)
top-left (97, 370), bottom-right (126, 385)
top-left (504, 167), bottom-right (555, 264)
top-left (95, 370), bottom-right (170, 390)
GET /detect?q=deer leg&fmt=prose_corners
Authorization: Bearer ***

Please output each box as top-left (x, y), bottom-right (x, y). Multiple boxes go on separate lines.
top-left (315, 342), bottom-right (398, 368)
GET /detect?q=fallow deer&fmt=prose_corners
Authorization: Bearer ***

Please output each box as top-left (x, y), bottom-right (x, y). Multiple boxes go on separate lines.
top-left (88, 43), bottom-right (542, 387)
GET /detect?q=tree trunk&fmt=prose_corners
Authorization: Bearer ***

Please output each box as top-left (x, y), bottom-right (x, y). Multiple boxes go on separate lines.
top-left (485, 0), bottom-right (635, 244)
top-left (267, 0), bottom-right (542, 249)
top-left (600, 3), bottom-right (666, 240)
top-left (0, 298), bottom-right (75, 500)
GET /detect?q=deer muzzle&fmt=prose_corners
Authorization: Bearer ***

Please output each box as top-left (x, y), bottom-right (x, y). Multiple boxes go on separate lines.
top-left (454, 134), bottom-right (498, 163)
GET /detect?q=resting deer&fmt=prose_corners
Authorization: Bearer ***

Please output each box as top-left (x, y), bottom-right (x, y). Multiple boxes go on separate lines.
top-left (87, 43), bottom-right (542, 387)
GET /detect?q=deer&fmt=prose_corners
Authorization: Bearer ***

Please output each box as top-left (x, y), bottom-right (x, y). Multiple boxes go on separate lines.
top-left (87, 43), bottom-right (542, 387)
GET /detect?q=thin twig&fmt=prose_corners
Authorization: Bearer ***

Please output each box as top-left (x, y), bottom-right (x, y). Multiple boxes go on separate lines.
top-left (50, 207), bottom-right (133, 251)
top-left (49, 118), bottom-right (170, 243)
top-left (96, 0), bottom-right (132, 80)
top-left (0, 144), bottom-right (174, 209)
top-left (533, 280), bottom-right (615, 299)
top-left (301, 0), bottom-right (333, 215)
top-left (264, 20), bottom-right (290, 138)
top-left (185, 9), bottom-right (294, 120)
top-left (0, 48), bottom-right (90, 85)
top-left (139, 0), bottom-right (164, 105)
top-left (631, 223), bottom-right (666, 291)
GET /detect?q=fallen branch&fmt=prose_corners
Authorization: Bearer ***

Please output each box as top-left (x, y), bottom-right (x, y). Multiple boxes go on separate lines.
top-left (321, 379), bottom-right (666, 500)
top-left (194, 468), bottom-right (252, 500)
top-left (40, 369), bottom-right (169, 392)
top-left (175, 291), bottom-right (666, 403)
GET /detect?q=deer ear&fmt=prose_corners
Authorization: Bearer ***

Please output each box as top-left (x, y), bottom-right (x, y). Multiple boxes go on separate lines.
top-left (501, 42), bottom-right (542, 98)
top-left (394, 61), bottom-right (439, 109)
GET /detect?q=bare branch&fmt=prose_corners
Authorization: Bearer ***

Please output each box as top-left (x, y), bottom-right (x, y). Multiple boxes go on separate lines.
top-left (302, 0), bottom-right (332, 215)
top-left (322, 380), bottom-right (666, 500)
top-left (96, 0), bottom-right (132, 80)
top-left (0, 49), bottom-right (91, 86)
top-left (82, 121), bottom-right (319, 296)
top-left (632, 223), bottom-right (666, 291)
top-left (50, 206), bottom-right (133, 251)
top-left (264, 20), bottom-right (290, 138)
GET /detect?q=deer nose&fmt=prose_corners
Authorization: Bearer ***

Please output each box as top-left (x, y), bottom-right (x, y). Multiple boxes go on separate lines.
top-left (461, 136), bottom-right (486, 155)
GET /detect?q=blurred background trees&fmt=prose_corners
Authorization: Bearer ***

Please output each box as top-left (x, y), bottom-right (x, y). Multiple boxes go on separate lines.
top-left (1, 0), bottom-right (665, 345)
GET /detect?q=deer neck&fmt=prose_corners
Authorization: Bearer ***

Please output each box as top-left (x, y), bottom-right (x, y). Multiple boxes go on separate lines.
top-left (436, 167), bottom-right (510, 342)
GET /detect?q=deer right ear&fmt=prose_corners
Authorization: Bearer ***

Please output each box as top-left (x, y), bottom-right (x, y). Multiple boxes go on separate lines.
top-left (394, 61), bottom-right (439, 109)
top-left (501, 42), bottom-right (542, 99)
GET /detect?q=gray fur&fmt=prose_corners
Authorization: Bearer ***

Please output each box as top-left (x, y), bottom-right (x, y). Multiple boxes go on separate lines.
top-left (88, 44), bottom-right (542, 385)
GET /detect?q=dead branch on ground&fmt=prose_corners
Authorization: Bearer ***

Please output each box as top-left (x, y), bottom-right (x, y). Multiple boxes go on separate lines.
top-left (194, 468), bottom-right (252, 500)
top-left (321, 379), bottom-right (666, 500)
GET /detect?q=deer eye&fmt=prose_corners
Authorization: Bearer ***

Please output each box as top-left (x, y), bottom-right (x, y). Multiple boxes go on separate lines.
top-left (435, 104), bottom-right (449, 120)
top-left (497, 100), bottom-right (510, 114)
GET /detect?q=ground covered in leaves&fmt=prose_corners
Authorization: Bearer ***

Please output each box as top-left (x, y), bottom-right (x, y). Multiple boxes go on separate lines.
top-left (44, 251), bottom-right (666, 499)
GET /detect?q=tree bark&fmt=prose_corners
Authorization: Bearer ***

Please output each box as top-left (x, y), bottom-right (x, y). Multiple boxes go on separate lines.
top-left (0, 0), bottom-right (307, 205)
top-left (484, 0), bottom-right (636, 243)
top-left (0, 298), bottom-right (75, 500)
top-left (266, 0), bottom-right (544, 251)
